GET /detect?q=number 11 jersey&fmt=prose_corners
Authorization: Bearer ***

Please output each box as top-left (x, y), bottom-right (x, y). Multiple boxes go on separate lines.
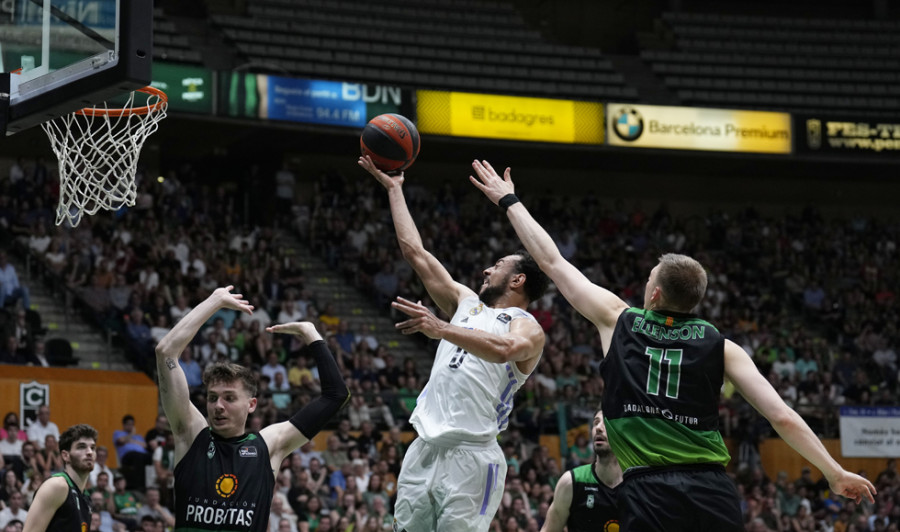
top-left (600, 308), bottom-right (731, 471)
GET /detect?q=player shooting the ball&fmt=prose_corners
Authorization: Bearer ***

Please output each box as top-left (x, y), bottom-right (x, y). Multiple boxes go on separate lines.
top-left (359, 155), bottom-right (549, 532)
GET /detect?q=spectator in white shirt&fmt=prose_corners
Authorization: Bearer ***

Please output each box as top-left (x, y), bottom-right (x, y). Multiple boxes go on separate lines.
top-left (25, 406), bottom-right (59, 450)
top-left (261, 351), bottom-right (288, 384)
top-left (0, 491), bottom-right (27, 529)
top-left (89, 446), bottom-right (115, 493)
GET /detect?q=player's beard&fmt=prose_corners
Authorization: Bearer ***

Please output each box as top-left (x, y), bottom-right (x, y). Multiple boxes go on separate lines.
top-left (594, 444), bottom-right (613, 460)
top-left (479, 274), bottom-right (511, 306)
top-left (68, 455), bottom-right (93, 476)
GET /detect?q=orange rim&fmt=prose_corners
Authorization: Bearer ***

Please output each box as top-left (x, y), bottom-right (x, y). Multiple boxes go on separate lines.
top-left (76, 86), bottom-right (168, 117)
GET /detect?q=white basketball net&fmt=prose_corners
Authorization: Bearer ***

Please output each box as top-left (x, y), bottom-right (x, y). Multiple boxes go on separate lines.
top-left (41, 88), bottom-right (168, 226)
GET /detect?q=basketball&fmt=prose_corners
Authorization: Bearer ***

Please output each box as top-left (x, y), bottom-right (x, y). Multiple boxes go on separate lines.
top-left (360, 113), bottom-right (421, 173)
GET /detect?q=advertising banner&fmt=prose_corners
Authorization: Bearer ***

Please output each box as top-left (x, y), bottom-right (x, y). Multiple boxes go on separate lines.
top-left (417, 90), bottom-right (604, 145)
top-left (839, 406), bottom-right (900, 458)
top-left (150, 62), bottom-right (213, 114)
top-left (218, 72), bottom-right (409, 127)
top-left (607, 103), bottom-right (791, 154)
top-left (796, 115), bottom-right (900, 156)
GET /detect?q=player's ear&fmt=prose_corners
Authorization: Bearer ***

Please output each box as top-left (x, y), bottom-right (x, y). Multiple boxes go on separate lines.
top-left (247, 397), bottom-right (258, 413)
top-left (510, 273), bottom-right (525, 288)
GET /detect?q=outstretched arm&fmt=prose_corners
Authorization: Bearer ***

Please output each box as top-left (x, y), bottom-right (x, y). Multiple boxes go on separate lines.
top-left (359, 156), bottom-right (474, 316)
top-left (540, 471), bottom-right (573, 532)
top-left (262, 322), bottom-right (350, 472)
top-left (470, 161), bottom-right (628, 342)
top-left (724, 339), bottom-right (876, 504)
top-left (155, 286), bottom-right (254, 463)
top-left (392, 297), bottom-right (545, 373)
top-left (391, 297), bottom-right (545, 373)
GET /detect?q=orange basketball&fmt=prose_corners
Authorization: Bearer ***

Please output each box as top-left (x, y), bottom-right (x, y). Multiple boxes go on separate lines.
top-left (360, 113), bottom-right (420, 173)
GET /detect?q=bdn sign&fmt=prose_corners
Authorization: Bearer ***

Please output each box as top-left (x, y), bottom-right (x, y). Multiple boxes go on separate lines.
top-left (20, 380), bottom-right (49, 430)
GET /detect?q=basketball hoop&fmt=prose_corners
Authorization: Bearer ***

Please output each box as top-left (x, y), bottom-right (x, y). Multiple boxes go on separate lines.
top-left (41, 86), bottom-right (168, 226)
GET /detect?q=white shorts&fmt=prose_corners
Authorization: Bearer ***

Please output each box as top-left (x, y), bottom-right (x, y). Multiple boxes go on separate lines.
top-left (393, 437), bottom-right (507, 532)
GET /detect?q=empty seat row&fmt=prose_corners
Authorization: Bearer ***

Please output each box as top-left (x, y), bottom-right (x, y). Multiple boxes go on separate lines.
top-left (243, 55), bottom-right (639, 100)
top-left (671, 24), bottom-right (900, 45)
top-left (662, 11), bottom-right (900, 31)
top-left (664, 76), bottom-right (900, 96)
top-left (651, 62), bottom-right (900, 83)
top-left (677, 89), bottom-right (900, 110)
top-left (677, 38), bottom-right (900, 58)
top-left (234, 42), bottom-right (624, 86)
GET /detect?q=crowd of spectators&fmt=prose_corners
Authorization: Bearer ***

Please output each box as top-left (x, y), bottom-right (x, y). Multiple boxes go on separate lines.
top-left (0, 157), bottom-right (898, 530)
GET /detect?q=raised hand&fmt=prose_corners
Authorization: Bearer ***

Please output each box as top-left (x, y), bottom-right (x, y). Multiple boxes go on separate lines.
top-left (392, 297), bottom-right (447, 340)
top-left (469, 159), bottom-right (515, 205)
top-left (266, 322), bottom-right (323, 344)
top-left (358, 155), bottom-right (404, 191)
top-left (212, 286), bottom-right (254, 315)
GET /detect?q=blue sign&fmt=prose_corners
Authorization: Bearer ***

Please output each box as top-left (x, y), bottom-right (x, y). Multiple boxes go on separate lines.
top-left (266, 77), bottom-right (367, 128)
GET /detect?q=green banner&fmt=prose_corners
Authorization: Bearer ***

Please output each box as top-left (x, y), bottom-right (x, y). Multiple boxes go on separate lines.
top-left (150, 62), bottom-right (213, 114)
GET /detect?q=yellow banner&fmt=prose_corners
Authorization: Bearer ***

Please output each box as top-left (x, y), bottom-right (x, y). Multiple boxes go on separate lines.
top-left (417, 90), bottom-right (603, 145)
top-left (607, 103), bottom-right (791, 154)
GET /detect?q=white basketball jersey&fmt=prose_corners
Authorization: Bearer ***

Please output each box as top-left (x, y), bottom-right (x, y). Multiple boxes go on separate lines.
top-left (409, 296), bottom-right (540, 446)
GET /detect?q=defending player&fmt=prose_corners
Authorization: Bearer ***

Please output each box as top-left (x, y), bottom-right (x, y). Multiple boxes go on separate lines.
top-left (358, 156), bottom-right (549, 532)
top-left (470, 160), bottom-right (876, 531)
top-left (23, 424), bottom-right (97, 532)
top-left (154, 286), bottom-right (348, 532)
top-left (541, 409), bottom-right (621, 532)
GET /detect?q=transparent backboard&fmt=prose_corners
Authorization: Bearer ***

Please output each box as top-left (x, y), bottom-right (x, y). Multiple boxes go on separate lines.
top-left (1, 0), bottom-right (152, 135)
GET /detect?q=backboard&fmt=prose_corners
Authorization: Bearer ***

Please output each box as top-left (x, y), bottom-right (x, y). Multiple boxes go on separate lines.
top-left (1, 0), bottom-right (152, 135)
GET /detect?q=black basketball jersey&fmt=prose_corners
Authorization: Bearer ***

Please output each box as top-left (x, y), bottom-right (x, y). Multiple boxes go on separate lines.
top-left (600, 308), bottom-right (731, 471)
top-left (174, 428), bottom-right (274, 532)
top-left (567, 464), bottom-right (619, 532)
top-left (46, 471), bottom-right (91, 532)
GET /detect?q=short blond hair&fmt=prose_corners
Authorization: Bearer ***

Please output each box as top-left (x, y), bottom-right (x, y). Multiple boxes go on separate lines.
top-left (203, 363), bottom-right (258, 397)
top-left (656, 253), bottom-right (707, 312)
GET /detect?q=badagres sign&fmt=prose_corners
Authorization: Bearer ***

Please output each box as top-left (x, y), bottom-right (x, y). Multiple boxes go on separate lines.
top-left (416, 90), bottom-right (604, 145)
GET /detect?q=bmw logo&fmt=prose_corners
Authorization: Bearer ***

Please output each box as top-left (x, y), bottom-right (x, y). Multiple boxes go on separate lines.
top-left (613, 107), bottom-right (644, 141)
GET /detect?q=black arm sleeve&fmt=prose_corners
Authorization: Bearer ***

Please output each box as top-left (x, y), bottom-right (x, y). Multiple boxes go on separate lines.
top-left (289, 340), bottom-right (350, 439)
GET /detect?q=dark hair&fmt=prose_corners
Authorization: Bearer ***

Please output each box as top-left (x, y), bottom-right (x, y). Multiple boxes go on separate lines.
top-left (122, 414), bottom-right (134, 424)
top-left (655, 253), bottom-right (708, 312)
top-left (59, 423), bottom-right (98, 452)
top-left (203, 362), bottom-right (258, 397)
top-left (511, 250), bottom-right (550, 303)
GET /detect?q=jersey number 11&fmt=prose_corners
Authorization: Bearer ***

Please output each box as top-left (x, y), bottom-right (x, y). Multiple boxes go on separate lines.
top-left (645, 347), bottom-right (683, 398)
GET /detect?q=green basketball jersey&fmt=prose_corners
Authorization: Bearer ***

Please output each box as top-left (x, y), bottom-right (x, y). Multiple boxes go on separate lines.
top-left (46, 471), bottom-right (92, 532)
top-left (600, 308), bottom-right (731, 471)
top-left (174, 429), bottom-right (274, 532)
top-left (567, 464), bottom-right (619, 532)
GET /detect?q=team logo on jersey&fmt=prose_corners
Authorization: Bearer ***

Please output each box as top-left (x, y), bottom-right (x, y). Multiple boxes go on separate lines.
top-left (469, 303), bottom-right (484, 316)
top-left (81, 523), bottom-right (87, 532)
top-left (239, 446), bottom-right (257, 457)
top-left (604, 520), bottom-right (619, 532)
top-left (586, 494), bottom-right (595, 508)
top-left (207, 441), bottom-right (216, 459)
top-left (497, 313), bottom-right (511, 324)
top-left (215, 474), bottom-right (239, 497)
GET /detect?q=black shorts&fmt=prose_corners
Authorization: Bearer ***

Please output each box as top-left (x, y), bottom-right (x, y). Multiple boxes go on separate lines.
top-left (618, 464), bottom-right (743, 532)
